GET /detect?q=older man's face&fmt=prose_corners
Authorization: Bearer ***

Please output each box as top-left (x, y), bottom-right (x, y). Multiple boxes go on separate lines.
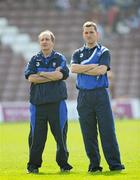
top-left (39, 33), bottom-right (54, 51)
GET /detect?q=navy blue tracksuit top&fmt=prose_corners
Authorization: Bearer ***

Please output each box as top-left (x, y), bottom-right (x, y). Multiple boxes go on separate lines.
top-left (24, 50), bottom-right (69, 105)
top-left (71, 44), bottom-right (110, 90)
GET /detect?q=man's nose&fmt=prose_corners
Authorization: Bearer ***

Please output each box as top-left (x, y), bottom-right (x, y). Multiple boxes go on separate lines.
top-left (87, 33), bottom-right (91, 37)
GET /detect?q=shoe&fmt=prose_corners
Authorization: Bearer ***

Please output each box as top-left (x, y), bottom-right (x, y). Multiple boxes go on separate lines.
top-left (110, 164), bottom-right (125, 171)
top-left (60, 163), bottom-right (73, 172)
top-left (88, 166), bottom-right (103, 173)
top-left (27, 166), bottom-right (39, 174)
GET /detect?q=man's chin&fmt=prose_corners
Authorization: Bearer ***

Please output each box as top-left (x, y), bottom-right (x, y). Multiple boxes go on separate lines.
top-left (42, 47), bottom-right (49, 50)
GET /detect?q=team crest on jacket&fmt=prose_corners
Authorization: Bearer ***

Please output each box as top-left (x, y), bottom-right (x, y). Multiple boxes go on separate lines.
top-left (53, 62), bottom-right (56, 67)
top-left (80, 53), bottom-right (83, 58)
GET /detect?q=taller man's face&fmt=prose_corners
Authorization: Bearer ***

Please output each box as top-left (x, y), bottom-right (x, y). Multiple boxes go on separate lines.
top-left (83, 26), bottom-right (98, 46)
top-left (39, 33), bottom-right (54, 51)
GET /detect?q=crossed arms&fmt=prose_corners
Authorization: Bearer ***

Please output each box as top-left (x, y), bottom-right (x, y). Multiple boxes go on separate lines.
top-left (70, 64), bottom-right (107, 75)
top-left (28, 67), bottom-right (63, 84)
top-left (28, 64), bottom-right (107, 83)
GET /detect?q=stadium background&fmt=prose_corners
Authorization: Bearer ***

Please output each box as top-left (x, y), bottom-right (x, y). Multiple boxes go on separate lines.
top-left (0, 1), bottom-right (140, 180)
top-left (0, 0), bottom-right (140, 121)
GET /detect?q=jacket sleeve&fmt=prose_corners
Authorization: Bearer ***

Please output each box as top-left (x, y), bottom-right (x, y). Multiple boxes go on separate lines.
top-left (24, 56), bottom-right (37, 79)
top-left (59, 55), bottom-right (69, 80)
top-left (99, 51), bottom-right (111, 71)
top-left (71, 50), bottom-right (80, 64)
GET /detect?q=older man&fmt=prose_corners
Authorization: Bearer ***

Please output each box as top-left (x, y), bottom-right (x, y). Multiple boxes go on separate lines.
top-left (25, 30), bottom-right (72, 174)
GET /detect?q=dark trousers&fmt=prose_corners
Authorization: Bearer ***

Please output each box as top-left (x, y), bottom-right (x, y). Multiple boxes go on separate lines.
top-left (27, 100), bottom-right (69, 168)
top-left (77, 88), bottom-right (123, 170)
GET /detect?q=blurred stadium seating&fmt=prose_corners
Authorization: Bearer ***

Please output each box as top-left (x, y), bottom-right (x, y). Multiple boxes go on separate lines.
top-left (107, 32), bottom-right (140, 98)
top-left (0, 0), bottom-right (140, 103)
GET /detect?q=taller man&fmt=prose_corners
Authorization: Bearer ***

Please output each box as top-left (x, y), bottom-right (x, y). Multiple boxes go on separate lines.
top-left (70, 21), bottom-right (125, 173)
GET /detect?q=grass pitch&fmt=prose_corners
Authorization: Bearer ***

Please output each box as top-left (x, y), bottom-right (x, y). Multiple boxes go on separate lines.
top-left (0, 120), bottom-right (140, 180)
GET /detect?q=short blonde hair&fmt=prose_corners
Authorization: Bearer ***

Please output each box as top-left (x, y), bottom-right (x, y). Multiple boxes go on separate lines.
top-left (83, 21), bottom-right (97, 32)
top-left (38, 30), bottom-right (55, 42)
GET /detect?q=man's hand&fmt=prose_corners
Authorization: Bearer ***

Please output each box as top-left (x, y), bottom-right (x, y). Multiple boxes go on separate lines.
top-left (84, 65), bottom-right (107, 75)
top-left (55, 66), bottom-right (61, 71)
top-left (39, 70), bottom-right (63, 81)
top-left (70, 64), bottom-right (98, 74)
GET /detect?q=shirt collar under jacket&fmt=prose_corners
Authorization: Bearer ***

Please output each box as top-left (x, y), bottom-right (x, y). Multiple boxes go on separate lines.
top-left (82, 43), bottom-right (101, 51)
top-left (39, 50), bottom-right (55, 60)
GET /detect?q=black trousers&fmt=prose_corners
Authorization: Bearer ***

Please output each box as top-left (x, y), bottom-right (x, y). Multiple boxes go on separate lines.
top-left (77, 88), bottom-right (123, 170)
top-left (27, 101), bottom-right (69, 168)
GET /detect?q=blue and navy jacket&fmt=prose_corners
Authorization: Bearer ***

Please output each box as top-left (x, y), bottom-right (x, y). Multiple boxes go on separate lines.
top-left (71, 44), bottom-right (110, 90)
top-left (25, 50), bottom-right (69, 105)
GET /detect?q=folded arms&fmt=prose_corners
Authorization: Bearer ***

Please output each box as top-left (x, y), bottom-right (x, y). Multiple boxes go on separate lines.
top-left (28, 68), bottom-right (63, 84)
top-left (70, 64), bottom-right (107, 76)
